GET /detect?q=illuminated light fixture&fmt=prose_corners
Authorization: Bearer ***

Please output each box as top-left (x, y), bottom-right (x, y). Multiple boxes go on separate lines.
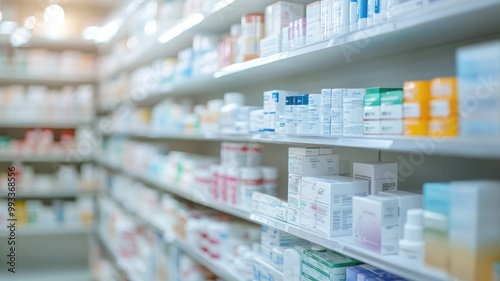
top-left (126, 36), bottom-right (138, 49)
top-left (144, 19), bottom-right (157, 35)
top-left (24, 16), bottom-right (37, 30)
top-left (44, 4), bottom-right (65, 24)
top-left (0, 21), bottom-right (17, 35)
top-left (209, 0), bottom-right (236, 14)
top-left (82, 26), bottom-right (100, 40)
top-left (158, 13), bottom-right (204, 43)
top-left (94, 18), bottom-right (123, 43)
top-left (0, 11), bottom-right (3, 22)
top-left (10, 27), bottom-right (31, 47)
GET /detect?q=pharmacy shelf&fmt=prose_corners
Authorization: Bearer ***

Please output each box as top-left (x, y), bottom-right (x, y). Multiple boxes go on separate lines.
top-left (0, 189), bottom-right (95, 199)
top-left (0, 120), bottom-right (93, 128)
top-left (103, 0), bottom-right (500, 102)
top-left (0, 267), bottom-right (91, 281)
top-left (0, 225), bottom-right (91, 237)
top-left (98, 160), bottom-right (252, 221)
top-left (102, 187), bottom-right (242, 281)
top-left (0, 72), bottom-right (95, 85)
top-left (95, 230), bottom-right (142, 281)
top-left (97, 160), bottom-right (451, 281)
top-left (101, 0), bottom-right (277, 79)
top-left (102, 130), bottom-right (500, 159)
top-left (0, 154), bottom-right (92, 163)
top-left (0, 34), bottom-right (97, 51)
top-left (174, 241), bottom-right (241, 281)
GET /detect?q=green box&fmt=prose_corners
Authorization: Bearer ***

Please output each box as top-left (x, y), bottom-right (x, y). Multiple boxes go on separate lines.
top-left (302, 249), bottom-right (358, 281)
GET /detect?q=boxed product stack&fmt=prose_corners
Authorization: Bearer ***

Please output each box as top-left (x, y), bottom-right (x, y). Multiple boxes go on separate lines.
top-left (423, 180), bottom-right (500, 281)
top-left (306, 1), bottom-right (321, 45)
top-left (343, 88), bottom-right (365, 136)
top-left (429, 77), bottom-right (458, 137)
top-left (380, 89), bottom-right (404, 135)
top-left (307, 94), bottom-right (321, 135)
top-left (302, 246), bottom-right (361, 281)
top-left (261, 1), bottom-right (304, 57)
top-left (287, 147), bottom-right (341, 230)
top-left (403, 81), bottom-right (430, 136)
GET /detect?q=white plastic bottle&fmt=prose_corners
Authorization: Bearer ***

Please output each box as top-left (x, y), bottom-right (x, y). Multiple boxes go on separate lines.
top-left (261, 167), bottom-right (278, 196)
top-left (399, 208), bottom-right (425, 262)
top-left (220, 92), bottom-right (245, 134)
top-left (239, 167), bottom-right (262, 210)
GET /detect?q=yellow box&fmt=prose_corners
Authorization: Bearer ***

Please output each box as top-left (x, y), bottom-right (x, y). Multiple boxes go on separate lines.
top-left (429, 117), bottom-right (458, 137)
top-left (404, 118), bottom-right (428, 136)
top-left (431, 77), bottom-right (457, 100)
top-left (404, 80), bottom-right (430, 102)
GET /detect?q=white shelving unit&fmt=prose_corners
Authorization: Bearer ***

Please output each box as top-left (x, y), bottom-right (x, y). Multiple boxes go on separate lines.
top-left (0, 72), bottom-right (95, 85)
top-left (96, 230), bottom-right (143, 281)
top-left (0, 189), bottom-right (94, 199)
top-left (0, 154), bottom-right (92, 162)
top-left (0, 120), bottom-right (93, 128)
top-left (98, 0), bottom-right (500, 107)
top-left (97, 160), bottom-right (451, 281)
top-left (0, 225), bottom-right (91, 237)
top-left (104, 130), bottom-right (500, 159)
top-left (96, 0), bottom-right (500, 280)
top-left (100, 187), bottom-right (242, 281)
top-left (101, 0), bottom-right (278, 79)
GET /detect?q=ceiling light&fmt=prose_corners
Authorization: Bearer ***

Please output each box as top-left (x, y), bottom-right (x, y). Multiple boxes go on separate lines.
top-left (44, 4), bottom-right (65, 24)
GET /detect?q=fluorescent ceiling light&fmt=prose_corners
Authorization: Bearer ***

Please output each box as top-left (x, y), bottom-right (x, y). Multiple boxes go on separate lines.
top-left (158, 13), bottom-right (204, 43)
top-left (94, 18), bottom-right (123, 43)
top-left (44, 4), bottom-right (65, 24)
top-left (210, 0), bottom-right (236, 14)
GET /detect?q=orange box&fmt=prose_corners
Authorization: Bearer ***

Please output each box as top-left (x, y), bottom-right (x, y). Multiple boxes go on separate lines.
top-left (404, 101), bottom-right (430, 119)
top-left (404, 80), bottom-right (430, 102)
top-left (404, 118), bottom-right (428, 136)
top-left (428, 117), bottom-right (458, 137)
top-left (431, 77), bottom-right (457, 100)
top-left (430, 99), bottom-right (458, 118)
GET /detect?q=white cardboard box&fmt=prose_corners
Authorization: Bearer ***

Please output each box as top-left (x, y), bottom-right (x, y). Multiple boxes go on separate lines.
top-left (353, 162), bottom-right (398, 195)
top-left (260, 34), bottom-right (282, 58)
top-left (266, 1), bottom-right (305, 37)
top-left (379, 190), bottom-right (422, 238)
top-left (288, 173), bottom-right (302, 194)
top-left (287, 205), bottom-right (301, 226)
top-left (353, 195), bottom-right (400, 255)
top-left (302, 176), bottom-right (369, 236)
top-left (288, 154), bottom-right (339, 176)
top-left (288, 191), bottom-right (301, 208)
top-left (289, 147), bottom-right (320, 156)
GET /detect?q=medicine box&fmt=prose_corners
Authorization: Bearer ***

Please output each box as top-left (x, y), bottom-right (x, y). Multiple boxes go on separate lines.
top-left (287, 205), bottom-right (301, 226)
top-left (302, 176), bottom-right (369, 236)
top-left (265, 1), bottom-right (305, 37)
top-left (288, 154), bottom-right (339, 176)
top-left (306, 1), bottom-right (321, 23)
top-left (380, 119), bottom-right (403, 135)
top-left (457, 40), bottom-right (500, 136)
top-left (353, 195), bottom-right (400, 255)
top-left (288, 173), bottom-right (302, 194)
top-left (379, 190), bottom-right (422, 238)
top-left (302, 249), bottom-right (359, 281)
top-left (260, 34), bottom-right (282, 58)
top-left (364, 92), bottom-right (381, 120)
top-left (380, 90), bottom-right (404, 119)
top-left (448, 180), bottom-right (500, 281)
top-left (263, 90), bottom-right (295, 132)
top-left (353, 162), bottom-right (398, 195)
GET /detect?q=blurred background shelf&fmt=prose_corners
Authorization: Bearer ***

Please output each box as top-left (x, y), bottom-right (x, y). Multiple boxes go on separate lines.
top-left (0, 120), bottom-right (93, 128)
